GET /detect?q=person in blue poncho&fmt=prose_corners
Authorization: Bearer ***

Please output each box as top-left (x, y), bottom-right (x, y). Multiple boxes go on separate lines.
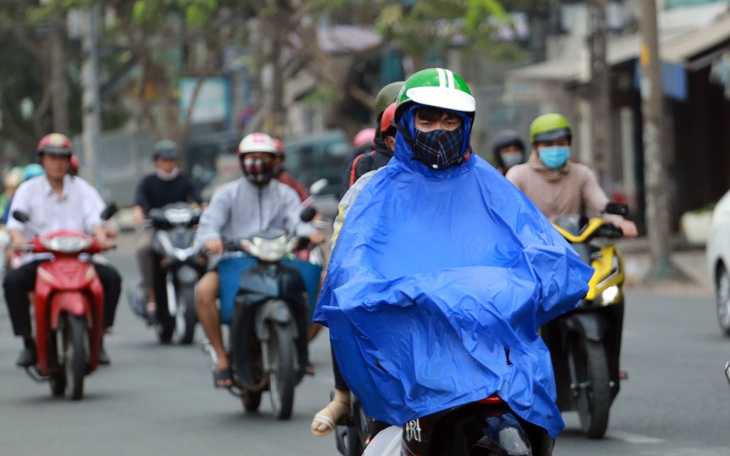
top-left (311, 67), bottom-right (595, 448)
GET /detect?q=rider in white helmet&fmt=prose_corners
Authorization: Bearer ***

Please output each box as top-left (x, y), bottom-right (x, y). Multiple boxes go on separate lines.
top-left (195, 132), bottom-right (324, 389)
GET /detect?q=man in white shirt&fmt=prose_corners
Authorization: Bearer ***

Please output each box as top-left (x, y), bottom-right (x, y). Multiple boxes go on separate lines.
top-left (3, 133), bottom-right (121, 367)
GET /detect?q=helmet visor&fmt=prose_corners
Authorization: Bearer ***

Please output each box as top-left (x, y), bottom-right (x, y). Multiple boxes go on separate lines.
top-left (532, 128), bottom-right (571, 143)
top-left (405, 86), bottom-right (476, 113)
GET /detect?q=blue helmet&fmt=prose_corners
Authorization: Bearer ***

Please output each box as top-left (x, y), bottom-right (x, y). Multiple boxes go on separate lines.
top-left (23, 163), bottom-right (45, 181)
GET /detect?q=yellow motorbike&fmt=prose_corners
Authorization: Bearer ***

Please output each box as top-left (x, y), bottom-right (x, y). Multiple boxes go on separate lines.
top-left (543, 203), bottom-right (627, 439)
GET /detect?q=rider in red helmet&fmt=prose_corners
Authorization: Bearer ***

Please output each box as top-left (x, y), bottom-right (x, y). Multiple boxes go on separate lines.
top-left (337, 81), bottom-right (404, 199)
top-left (3, 133), bottom-right (121, 366)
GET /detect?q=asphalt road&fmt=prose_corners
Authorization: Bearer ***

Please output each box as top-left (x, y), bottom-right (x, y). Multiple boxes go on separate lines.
top-left (0, 232), bottom-right (728, 455)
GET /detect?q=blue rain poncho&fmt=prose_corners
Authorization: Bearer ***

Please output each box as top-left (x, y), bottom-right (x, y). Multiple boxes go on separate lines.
top-left (313, 109), bottom-right (594, 438)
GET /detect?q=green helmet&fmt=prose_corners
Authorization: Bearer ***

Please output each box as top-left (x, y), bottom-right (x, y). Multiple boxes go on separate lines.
top-left (395, 68), bottom-right (476, 121)
top-left (374, 81), bottom-right (404, 120)
top-left (529, 113), bottom-right (572, 143)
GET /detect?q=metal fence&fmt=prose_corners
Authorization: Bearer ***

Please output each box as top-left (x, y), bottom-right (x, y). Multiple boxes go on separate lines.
top-left (73, 129), bottom-right (156, 206)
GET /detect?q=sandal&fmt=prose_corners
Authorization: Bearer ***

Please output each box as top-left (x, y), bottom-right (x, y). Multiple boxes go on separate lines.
top-left (305, 362), bottom-right (315, 376)
top-left (212, 367), bottom-right (234, 389)
top-left (311, 398), bottom-right (350, 437)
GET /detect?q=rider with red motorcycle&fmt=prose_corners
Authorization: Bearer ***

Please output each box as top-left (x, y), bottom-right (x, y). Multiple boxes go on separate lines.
top-left (2, 133), bottom-right (121, 367)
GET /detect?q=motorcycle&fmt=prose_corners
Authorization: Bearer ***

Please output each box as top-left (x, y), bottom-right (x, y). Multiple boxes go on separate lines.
top-left (334, 393), bottom-right (371, 456)
top-left (12, 204), bottom-right (117, 400)
top-left (544, 202), bottom-right (628, 439)
top-left (127, 202), bottom-right (205, 344)
top-left (360, 395), bottom-right (553, 456)
top-left (212, 229), bottom-right (313, 420)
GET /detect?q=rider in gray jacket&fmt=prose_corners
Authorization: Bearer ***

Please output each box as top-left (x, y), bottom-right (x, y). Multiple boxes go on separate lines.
top-left (195, 132), bottom-right (323, 389)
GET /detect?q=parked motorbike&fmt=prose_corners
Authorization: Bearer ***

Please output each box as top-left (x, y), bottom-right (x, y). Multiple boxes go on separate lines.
top-left (544, 202), bottom-right (628, 439)
top-left (361, 395), bottom-right (553, 456)
top-left (127, 202), bottom-right (204, 344)
top-left (12, 204), bottom-right (117, 400)
top-left (212, 229), bottom-right (313, 420)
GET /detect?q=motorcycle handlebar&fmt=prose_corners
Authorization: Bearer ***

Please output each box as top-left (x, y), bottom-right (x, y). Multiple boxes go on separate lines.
top-left (222, 240), bottom-right (241, 252)
top-left (595, 224), bottom-right (624, 239)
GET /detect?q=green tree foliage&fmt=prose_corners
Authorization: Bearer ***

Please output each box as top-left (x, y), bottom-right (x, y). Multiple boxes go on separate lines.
top-left (0, 0), bottom-right (129, 157)
top-left (376, 0), bottom-right (515, 64)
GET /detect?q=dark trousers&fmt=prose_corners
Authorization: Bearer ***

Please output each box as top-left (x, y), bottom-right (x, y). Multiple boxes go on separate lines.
top-left (3, 259), bottom-right (122, 337)
top-left (332, 346), bottom-right (348, 391)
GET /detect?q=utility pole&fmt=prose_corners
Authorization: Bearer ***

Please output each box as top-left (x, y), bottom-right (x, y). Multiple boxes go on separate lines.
top-left (80, 4), bottom-right (101, 187)
top-left (587, 0), bottom-right (610, 185)
top-left (49, 6), bottom-right (69, 134)
top-left (639, 0), bottom-right (685, 282)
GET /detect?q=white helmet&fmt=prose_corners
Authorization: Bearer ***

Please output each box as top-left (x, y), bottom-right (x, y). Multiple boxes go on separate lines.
top-left (238, 132), bottom-right (277, 157)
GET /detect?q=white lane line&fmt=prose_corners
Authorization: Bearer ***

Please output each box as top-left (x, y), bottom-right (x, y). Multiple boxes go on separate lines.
top-left (606, 430), bottom-right (665, 444)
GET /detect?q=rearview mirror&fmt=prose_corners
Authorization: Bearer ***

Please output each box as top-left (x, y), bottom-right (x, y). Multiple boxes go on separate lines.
top-left (300, 207), bottom-right (317, 223)
top-left (100, 203), bottom-right (118, 221)
top-left (309, 178), bottom-right (328, 196)
top-left (12, 210), bottom-right (29, 223)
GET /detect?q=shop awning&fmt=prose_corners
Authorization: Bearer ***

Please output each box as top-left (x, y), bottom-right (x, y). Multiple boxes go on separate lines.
top-left (662, 14), bottom-right (730, 69)
top-left (507, 15), bottom-right (730, 101)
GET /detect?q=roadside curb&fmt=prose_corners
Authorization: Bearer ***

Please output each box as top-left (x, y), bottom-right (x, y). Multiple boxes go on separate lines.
top-left (618, 237), bottom-right (711, 296)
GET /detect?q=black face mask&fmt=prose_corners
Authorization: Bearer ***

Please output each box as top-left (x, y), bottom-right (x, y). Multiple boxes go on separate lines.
top-left (242, 156), bottom-right (274, 185)
top-left (411, 124), bottom-right (466, 169)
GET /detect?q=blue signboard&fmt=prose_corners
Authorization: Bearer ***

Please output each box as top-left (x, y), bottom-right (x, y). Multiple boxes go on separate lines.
top-left (634, 59), bottom-right (688, 101)
top-left (179, 76), bottom-right (232, 128)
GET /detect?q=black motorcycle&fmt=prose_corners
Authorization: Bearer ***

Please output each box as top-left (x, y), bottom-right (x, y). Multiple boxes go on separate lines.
top-left (545, 202), bottom-right (628, 439)
top-left (334, 394), bottom-right (371, 456)
top-left (127, 202), bottom-right (204, 344)
top-left (359, 396), bottom-right (552, 455)
top-left (218, 230), bottom-right (312, 420)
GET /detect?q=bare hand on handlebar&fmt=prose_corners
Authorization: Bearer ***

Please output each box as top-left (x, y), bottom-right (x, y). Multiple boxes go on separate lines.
top-left (617, 219), bottom-right (638, 238)
top-left (205, 238), bottom-right (224, 255)
top-left (308, 231), bottom-right (325, 246)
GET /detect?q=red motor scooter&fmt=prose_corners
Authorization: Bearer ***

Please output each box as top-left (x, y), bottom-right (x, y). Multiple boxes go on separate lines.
top-left (12, 205), bottom-right (116, 400)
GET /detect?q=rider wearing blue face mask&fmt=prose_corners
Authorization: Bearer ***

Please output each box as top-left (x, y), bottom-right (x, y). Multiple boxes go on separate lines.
top-left (506, 113), bottom-right (638, 237)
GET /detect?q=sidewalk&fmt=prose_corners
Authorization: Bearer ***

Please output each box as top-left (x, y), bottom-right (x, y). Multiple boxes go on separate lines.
top-left (617, 237), bottom-right (712, 296)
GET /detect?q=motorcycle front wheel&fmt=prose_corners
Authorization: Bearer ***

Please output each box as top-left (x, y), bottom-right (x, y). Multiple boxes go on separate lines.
top-left (568, 337), bottom-right (610, 438)
top-left (714, 265), bottom-right (730, 336)
top-left (175, 285), bottom-right (198, 345)
top-left (268, 322), bottom-right (296, 420)
top-left (49, 329), bottom-right (66, 397)
top-left (62, 314), bottom-right (88, 400)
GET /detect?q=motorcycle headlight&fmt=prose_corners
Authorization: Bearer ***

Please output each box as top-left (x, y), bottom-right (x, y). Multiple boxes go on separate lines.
top-left (173, 246), bottom-right (199, 262)
top-left (41, 236), bottom-right (93, 253)
top-left (246, 233), bottom-right (288, 262)
top-left (164, 207), bottom-right (193, 225)
top-left (600, 285), bottom-right (620, 305)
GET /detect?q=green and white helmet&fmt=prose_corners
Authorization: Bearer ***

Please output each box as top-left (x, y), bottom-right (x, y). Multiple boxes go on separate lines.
top-left (395, 68), bottom-right (476, 120)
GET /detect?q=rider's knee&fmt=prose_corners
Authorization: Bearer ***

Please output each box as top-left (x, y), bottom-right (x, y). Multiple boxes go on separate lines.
top-left (196, 272), bottom-right (219, 304)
